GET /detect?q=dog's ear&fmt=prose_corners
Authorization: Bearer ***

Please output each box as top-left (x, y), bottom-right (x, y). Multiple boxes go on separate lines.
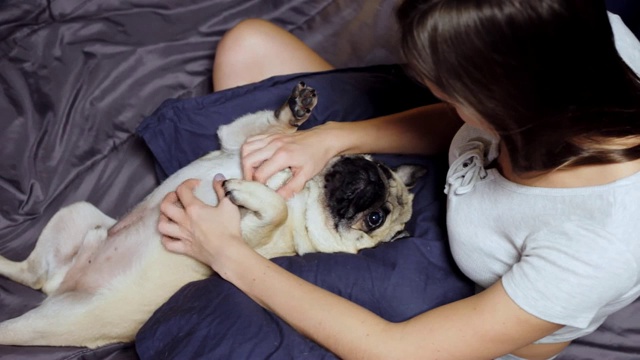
top-left (394, 165), bottom-right (427, 189)
top-left (390, 229), bottom-right (410, 241)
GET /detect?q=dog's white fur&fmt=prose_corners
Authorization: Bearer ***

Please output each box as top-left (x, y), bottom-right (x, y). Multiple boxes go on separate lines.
top-left (0, 83), bottom-right (420, 348)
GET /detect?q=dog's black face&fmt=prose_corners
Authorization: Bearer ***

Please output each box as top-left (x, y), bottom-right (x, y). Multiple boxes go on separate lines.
top-left (321, 155), bottom-right (424, 247)
top-left (324, 156), bottom-right (390, 231)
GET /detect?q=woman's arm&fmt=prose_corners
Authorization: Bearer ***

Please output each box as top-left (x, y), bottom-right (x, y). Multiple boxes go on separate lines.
top-left (218, 240), bottom-right (561, 360)
top-left (329, 102), bottom-right (462, 156)
top-left (160, 179), bottom-right (562, 360)
top-left (242, 102), bottom-right (463, 198)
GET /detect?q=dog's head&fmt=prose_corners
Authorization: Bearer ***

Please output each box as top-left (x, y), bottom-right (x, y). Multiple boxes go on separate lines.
top-left (302, 155), bottom-right (425, 254)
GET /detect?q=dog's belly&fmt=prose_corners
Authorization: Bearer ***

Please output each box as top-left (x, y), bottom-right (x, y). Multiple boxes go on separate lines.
top-left (149, 151), bottom-right (243, 206)
top-left (55, 153), bottom-right (243, 294)
top-left (55, 213), bottom-right (157, 294)
top-left (107, 202), bottom-right (151, 237)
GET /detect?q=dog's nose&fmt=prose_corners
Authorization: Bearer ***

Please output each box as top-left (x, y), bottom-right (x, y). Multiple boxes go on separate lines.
top-left (324, 157), bottom-right (387, 221)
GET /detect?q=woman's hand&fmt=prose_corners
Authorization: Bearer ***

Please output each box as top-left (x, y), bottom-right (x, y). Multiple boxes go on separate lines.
top-left (241, 122), bottom-right (344, 199)
top-left (240, 105), bottom-right (464, 199)
top-left (157, 175), bottom-right (245, 269)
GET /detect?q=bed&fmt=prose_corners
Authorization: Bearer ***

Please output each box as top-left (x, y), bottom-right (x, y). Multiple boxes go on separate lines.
top-left (1, 0), bottom-right (639, 359)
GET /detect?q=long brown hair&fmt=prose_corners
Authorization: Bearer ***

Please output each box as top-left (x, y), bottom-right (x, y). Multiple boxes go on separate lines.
top-left (398, 0), bottom-right (640, 173)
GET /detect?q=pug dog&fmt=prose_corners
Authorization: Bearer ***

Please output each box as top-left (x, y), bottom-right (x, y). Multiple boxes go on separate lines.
top-left (0, 82), bottom-right (425, 348)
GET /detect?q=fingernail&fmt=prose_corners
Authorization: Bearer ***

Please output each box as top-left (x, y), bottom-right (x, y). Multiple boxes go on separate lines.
top-left (214, 173), bottom-right (226, 182)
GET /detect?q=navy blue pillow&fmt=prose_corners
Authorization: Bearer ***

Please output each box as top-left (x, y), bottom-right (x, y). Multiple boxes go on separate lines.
top-left (135, 65), bottom-right (474, 359)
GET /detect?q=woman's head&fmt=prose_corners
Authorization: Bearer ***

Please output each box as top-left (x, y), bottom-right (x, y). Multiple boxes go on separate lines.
top-left (398, 0), bottom-right (640, 173)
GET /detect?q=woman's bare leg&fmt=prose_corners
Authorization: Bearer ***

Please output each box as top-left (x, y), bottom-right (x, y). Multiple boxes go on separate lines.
top-left (213, 19), bottom-right (334, 91)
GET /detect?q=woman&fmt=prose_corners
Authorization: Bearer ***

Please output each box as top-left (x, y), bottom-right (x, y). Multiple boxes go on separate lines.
top-left (157, 1), bottom-right (640, 359)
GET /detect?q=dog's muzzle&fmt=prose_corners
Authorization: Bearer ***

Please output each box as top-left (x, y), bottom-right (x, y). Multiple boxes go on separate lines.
top-left (323, 157), bottom-right (390, 222)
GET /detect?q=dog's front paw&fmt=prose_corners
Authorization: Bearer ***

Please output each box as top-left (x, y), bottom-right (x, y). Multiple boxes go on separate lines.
top-left (287, 81), bottom-right (317, 126)
top-left (222, 179), bottom-right (254, 209)
top-left (222, 179), bottom-right (287, 226)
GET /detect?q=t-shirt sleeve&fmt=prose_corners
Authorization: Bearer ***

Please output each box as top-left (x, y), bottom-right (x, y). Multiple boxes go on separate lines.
top-left (501, 222), bottom-right (638, 329)
top-left (448, 124), bottom-right (500, 166)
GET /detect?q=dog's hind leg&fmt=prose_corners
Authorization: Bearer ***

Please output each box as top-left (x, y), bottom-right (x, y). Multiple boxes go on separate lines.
top-left (217, 81), bottom-right (318, 151)
top-left (0, 292), bottom-right (110, 347)
top-left (0, 202), bottom-right (115, 294)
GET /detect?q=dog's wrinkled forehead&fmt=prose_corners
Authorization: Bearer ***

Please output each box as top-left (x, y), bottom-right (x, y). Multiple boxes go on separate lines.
top-left (323, 156), bottom-right (390, 223)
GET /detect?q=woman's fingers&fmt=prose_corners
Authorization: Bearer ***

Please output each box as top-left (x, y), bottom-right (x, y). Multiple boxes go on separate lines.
top-left (157, 176), bottom-right (245, 267)
top-left (158, 179), bottom-right (206, 247)
top-left (159, 192), bottom-right (187, 225)
top-left (276, 171), bottom-right (309, 199)
top-left (242, 133), bottom-right (273, 155)
top-left (244, 133), bottom-right (271, 145)
top-left (241, 127), bottom-right (333, 198)
top-left (157, 213), bottom-right (188, 239)
top-left (212, 173), bottom-right (227, 199)
top-left (158, 212), bottom-right (193, 256)
top-left (241, 134), bottom-right (279, 165)
top-left (162, 190), bottom-right (179, 206)
top-left (161, 235), bottom-right (187, 254)
top-left (252, 151), bottom-right (294, 183)
top-left (175, 179), bottom-right (202, 208)
top-left (242, 145), bottom-right (281, 181)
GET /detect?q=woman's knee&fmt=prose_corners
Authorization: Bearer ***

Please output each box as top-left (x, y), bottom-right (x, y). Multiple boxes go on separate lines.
top-left (212, 19), bottom-right (332, 91)
top-left (216, 19), bottom-right (277, 63)
top-left (213, 19), bottom-right (288, 90)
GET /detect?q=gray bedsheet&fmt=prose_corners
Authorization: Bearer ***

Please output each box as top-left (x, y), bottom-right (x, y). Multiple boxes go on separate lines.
top-left (1, 0), bottom-right (638, 359)
top-left (0, 1), bottom-right (402, 358)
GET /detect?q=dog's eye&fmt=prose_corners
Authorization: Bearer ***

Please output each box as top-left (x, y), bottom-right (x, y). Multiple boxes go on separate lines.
top-left (365, 210), bottom-right (385, 230)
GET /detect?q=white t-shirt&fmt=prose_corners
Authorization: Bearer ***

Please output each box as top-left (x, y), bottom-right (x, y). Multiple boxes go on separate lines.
top-left (445, 124), bottom-right (640, 343)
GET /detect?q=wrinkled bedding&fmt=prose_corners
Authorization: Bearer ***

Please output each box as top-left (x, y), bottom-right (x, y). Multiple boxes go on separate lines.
top-left (1, 0), bottom-right (639, 359)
